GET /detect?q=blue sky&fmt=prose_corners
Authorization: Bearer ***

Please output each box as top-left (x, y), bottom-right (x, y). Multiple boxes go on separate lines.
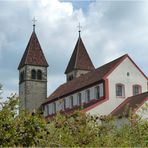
top-left (61, 0), bottom-right (96, 12)
top-left (0, 0), bottom-right (148, 101)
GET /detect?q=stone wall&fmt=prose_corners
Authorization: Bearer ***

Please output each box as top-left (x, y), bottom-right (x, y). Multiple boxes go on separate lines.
top-left (19, 65), bottom-right (47, 112)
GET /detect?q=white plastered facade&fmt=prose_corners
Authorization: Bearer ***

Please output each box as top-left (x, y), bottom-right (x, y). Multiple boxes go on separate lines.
top-left (87, 57), bottom-right (148, 116)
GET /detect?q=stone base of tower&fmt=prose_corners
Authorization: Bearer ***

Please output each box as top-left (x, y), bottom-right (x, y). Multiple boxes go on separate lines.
top-left (19, 80), bottom-right (47, 112)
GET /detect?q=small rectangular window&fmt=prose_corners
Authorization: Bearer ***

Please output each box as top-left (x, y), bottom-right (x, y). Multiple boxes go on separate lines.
top-left (116, 84), bottom-right (125, 97)
top-left (77, 93), bottom-right (81, 105)
top-left (133, 85), bottom-right (141, 96)
top-left (85, 89), bottom-right (90, 102)
top-left (69, 96), bottom-right (73, 108)
top-left (52, 102), bottom-right (56, 114)
top-left (64, 99), bottom-right (66, 110)
top-left (100, 83), bottom-right (104, 97)
top-left (45, 105), bottom-right (48, 116)
top-left (94, 86), bottom-right (100, 99)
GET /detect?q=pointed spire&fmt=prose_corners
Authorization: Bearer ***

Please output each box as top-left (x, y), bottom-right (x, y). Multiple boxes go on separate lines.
top-left (77, 22), bottom-right (82, 37)
top-left (32, 17), bottom-right (37, 32)
top-left (18, 31), bottom-right (48, 69)
top-left (65, 33), bottom-right (95, 74)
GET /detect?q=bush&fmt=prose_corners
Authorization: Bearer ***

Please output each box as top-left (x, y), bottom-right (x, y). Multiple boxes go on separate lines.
top-left (0, 86), bottom-right (147, 147)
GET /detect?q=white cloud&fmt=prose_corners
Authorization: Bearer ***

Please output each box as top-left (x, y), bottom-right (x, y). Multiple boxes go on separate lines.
top-left (0, 34), bottom-right (6, 60)
top-left (0, 0), bottom-right (148, 99)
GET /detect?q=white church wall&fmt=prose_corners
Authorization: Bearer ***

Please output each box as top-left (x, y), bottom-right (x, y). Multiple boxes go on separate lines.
top-left (86, 99), bottom-right (123, 115)
top-left (87, 57), bottom-right (148, 116)
top-left (108, 57), bottom-right (147, 101)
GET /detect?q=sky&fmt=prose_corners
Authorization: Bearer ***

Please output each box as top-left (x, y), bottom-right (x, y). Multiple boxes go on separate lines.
top-left (0, 0), bottom-right (148, 101)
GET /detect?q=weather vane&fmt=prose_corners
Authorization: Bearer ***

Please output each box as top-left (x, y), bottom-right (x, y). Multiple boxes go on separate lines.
top-left (77, 22), bottom-right (82, 36)
top-left (32, 17), bottom-right (37, 32)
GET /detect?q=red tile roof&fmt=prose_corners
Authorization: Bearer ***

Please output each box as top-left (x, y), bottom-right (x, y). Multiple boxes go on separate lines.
top-left (43, 54), bottom-right (128, 105)
top-left (18, 31), bottom-right (48, 69)
top-left (111, 91), bottom-right (148, 117)
top-left (65, 35), bottom-right (95, 74)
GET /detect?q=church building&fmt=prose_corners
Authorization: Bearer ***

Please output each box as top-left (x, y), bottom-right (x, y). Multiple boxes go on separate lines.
top-left (18, 24), bottom-right (148, 118)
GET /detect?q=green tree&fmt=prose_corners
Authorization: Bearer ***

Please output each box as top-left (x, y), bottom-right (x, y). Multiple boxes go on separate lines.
top-left (0, 85), bottom-right (148, 147)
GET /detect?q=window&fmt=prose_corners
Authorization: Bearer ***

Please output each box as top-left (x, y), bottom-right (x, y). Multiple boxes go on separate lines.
top-left (45, 105), bottom-right (48, 116)
top-left (94, 86), bottom-right (100, 99)
top-left (100, 83), bottom-right (104, 97)
top-left (116, 83), bottom-right (125, 97)
top-left (77, 93), bottom-right (81, 105)
top-left (85, 89), bottom-right (90, 102)
top-left (52, 102), bottom-right (56, 114)
top-left (133, 85), bottom-right (141, 96)
top-left (31, 69), bottom-right (36, 79)
top-left (20, 71), bottom-right (24, 82)
top-left (64, 99), bottom-right (66, 109)
top-left (69, 96), bottom-right (73, 108)
top-left (68, 75), bottom-right (73, 81)
top-left (47, 104), bottom-right (49, 115)
top-left (37, 70), bottom-right (42, 80)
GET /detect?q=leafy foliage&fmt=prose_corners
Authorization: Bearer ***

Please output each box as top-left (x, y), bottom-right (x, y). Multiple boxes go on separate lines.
top-left (0, 87), bottom-right (148, 147)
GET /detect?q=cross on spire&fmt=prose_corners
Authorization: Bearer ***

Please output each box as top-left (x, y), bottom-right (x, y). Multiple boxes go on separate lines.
top-left (32, 17), bottom-right (37, 32)
top-left (77, 22), bottom-right (82, 37)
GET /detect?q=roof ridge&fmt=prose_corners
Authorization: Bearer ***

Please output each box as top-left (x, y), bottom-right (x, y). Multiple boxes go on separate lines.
top-left (97, 54), bottom-right (127, 70)
top-left (111, 91), bottom-right (148, 116)
top-left (46, 54), bottom-right (129, 103)
top-left (74, 36), bottom-right (80, 69)
top-left (127, 91), bottom-right (148, 99)
top-left (23, 32), bottom-right (35, 65)
top-left (63, 54), bottom-right (128, 86)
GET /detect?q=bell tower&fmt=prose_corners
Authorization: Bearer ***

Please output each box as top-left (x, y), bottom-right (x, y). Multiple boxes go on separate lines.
top-left (18, 20), bottom-right (48, 112)
top-left (65, 24), bottom-right (95, 81)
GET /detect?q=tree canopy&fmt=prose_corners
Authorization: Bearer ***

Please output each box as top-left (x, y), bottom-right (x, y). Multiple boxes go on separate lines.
top-left (0, 86), bottom-right (148, 147)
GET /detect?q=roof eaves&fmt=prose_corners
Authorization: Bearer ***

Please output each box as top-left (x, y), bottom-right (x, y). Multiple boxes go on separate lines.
top-left (103, 54), bottom-right (128, 79)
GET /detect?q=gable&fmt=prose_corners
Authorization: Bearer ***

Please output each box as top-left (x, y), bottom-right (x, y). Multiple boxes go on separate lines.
top-left (107, 56), bottom-right (147, 81)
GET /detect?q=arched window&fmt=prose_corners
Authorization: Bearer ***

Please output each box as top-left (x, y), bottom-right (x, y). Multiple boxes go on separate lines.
top-left (37, 70), bottom-right (42, 80)
top-left (31, 69), bottom-right (36, 79)
top-left (116, 83), bottom-right (125, 98)
top-left (133, 85), bottom-right (142, 96)
top-left (20, 71), bottom-right (24, 82)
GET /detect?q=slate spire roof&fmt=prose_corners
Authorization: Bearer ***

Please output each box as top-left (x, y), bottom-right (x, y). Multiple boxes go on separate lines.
top-left (65, 34), bottom-right (95, 74)
top-left (18, 30), bottom-right (48, 69)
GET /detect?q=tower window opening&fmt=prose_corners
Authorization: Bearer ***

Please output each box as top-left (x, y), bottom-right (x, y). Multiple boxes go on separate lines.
top-left (68, 75), bottom-right (73, 81)
top-left (31, 69), bottom-right (36, 79)
top-left (37, 70), bottom-right (42, 80)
